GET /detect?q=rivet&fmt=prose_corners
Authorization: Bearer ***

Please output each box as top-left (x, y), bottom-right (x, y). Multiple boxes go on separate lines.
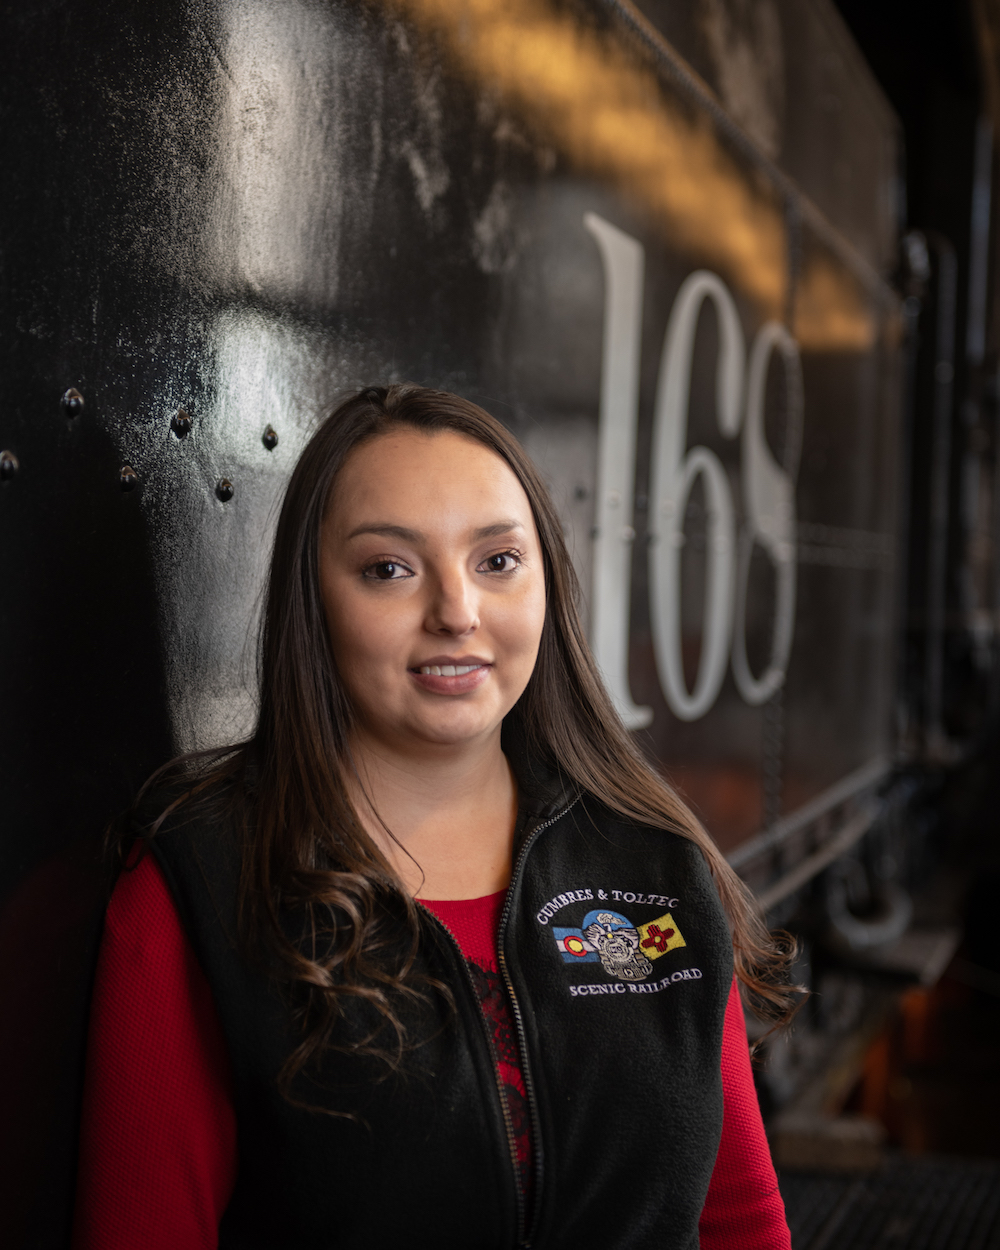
top-left (0, 450), bottom-right (20, 481)
top-left (262, 424), bottom-right (278, 451)
top-left (120, 465), bottom-right (138, 492)
top-left (216, 478), bottom-right (234, 502)
top-left (171, 409), bottom-right (192, 439)
top-left (61, 388), bottom-right (85, 419)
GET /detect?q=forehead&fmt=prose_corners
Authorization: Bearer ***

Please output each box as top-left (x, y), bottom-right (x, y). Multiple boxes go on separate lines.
top-left (327, 427), bottom-right (535, 531)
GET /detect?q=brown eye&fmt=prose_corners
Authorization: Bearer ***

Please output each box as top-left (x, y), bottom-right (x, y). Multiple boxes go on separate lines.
top-left (481, 552), bottom-right (518, 573)
top-left (367, 561), bottom-right (404, 580)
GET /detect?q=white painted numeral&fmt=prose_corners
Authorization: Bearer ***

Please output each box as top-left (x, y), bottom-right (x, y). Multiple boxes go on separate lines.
top-left (585, 215), bottom-right (802, 725)
top-left (649, 272), bottom-right (745, 721)
top-left (584, 212), bottom-right (653, 729)
top-left (731, 322), bottom-right (802, 704)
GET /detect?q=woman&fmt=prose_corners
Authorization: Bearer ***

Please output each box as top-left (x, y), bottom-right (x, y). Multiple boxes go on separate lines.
top-left (74, 384), bottom-right (796, 1249)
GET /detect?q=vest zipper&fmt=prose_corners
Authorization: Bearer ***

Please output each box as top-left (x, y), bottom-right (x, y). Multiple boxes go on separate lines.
top-left (416, 795), bottom-right (578, 1249)
top-left (415, 902), bottom-right (527, 1244)
top-left (497, 796), bottom-right (580, 1250)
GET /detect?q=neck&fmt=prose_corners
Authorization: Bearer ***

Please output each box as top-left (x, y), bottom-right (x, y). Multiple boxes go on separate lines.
top-left (343, 726), bottom-right (518, 900)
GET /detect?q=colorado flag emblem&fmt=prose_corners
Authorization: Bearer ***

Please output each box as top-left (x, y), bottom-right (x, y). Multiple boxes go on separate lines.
top-left (636, 912), bottom-right (685, 960)
top-left (553, 926), bottom-right (599, 962)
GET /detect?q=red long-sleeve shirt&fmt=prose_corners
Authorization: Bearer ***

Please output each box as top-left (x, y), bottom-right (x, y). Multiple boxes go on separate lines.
top-left (72, 855), bottom-right (790, 1249)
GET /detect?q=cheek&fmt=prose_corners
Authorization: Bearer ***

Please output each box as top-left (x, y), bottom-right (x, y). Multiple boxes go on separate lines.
top-left (499, 580), bottom-right (547, 661)
top-left (324, 584), bottom-right (399, 679)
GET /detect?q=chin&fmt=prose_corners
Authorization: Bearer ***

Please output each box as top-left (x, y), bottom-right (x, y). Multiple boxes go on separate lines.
top-left (410, 712), bottom-right (500, 748)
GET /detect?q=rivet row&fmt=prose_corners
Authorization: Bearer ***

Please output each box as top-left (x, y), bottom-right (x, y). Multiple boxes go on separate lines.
top-left (1, 389), bottom-right (282, 492)
top-left (55, 387), bottom-right (279, 451)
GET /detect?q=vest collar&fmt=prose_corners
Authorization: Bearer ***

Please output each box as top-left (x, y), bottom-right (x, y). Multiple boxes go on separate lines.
top-left (501, 713), bottom-right (580, 829)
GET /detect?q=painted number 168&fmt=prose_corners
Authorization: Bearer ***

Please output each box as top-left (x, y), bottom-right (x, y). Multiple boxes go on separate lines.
top-left (585, 213), bottom-right (803, 726)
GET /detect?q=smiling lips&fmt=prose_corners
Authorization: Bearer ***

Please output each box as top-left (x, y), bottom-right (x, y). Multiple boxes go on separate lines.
top-left (410, 660), bottom-right (491, 694)
top-left (418, 663), bottom-right (480, 676)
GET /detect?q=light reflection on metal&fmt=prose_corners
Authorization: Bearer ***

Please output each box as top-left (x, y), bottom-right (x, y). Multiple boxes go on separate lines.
top-left (204, 0), bottom-right (366, 306)
top-left (140, 307), bottom-right (321, 753)
top-left (794, 252), bottom-right (876, 352)
top-left (385, 0), bottom-right (786, 317)
top-left (61, 388), bottom-right (85, 419)
top-left (384, 0), bottom-right (877, 350)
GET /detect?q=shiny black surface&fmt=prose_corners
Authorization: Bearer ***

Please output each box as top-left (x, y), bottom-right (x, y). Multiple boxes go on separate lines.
top-left (0, 1), bottom-right (903, 1243)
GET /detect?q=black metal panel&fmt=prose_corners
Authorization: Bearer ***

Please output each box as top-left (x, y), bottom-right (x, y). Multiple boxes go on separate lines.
top-left (0, 1), bottom-right (902, 1243)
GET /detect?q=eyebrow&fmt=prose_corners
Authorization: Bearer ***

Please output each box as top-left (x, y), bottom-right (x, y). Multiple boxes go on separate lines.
top-left (345, 519), bottom-right (525, 542)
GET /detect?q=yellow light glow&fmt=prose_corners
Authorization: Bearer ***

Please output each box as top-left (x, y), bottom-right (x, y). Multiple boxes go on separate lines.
top-left (795, 254), bottom-right (876, 353)
top-left (384, 0), bottom-right (877, 351)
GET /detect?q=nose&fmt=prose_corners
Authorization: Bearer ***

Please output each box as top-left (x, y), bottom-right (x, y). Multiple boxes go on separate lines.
top-left (424, 564), bottom-right (479, 637)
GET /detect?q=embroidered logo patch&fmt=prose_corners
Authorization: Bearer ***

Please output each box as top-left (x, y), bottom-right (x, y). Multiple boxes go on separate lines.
top-left (538, 888), bottom-right (698, 995)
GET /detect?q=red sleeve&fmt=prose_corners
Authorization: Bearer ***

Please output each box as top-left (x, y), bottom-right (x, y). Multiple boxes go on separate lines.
top-left (72, 852), bottom-right (238, 1250)
top-left (698, 978), bottom-right (791, 1250)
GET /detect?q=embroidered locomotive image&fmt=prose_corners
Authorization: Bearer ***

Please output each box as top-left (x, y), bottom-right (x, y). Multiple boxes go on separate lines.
top-left (584, 910), bottom-right (652, 981)
top-left (553, 908), bottom-right (686, 981)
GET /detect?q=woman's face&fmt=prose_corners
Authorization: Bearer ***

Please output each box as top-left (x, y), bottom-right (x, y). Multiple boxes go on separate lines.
top-left (319, 427), bottom-right (547, 756)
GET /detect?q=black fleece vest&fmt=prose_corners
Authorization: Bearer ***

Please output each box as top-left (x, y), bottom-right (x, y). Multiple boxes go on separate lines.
top-left (147, 770), bottom-right (732, 1250)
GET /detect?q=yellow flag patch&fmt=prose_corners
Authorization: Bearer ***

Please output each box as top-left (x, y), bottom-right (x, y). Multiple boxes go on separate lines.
top-left (636, 912), bottom-right (685, 960)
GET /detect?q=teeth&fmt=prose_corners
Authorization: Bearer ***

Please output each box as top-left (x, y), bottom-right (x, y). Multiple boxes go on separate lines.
top-left (419, 664), bottom-right (481, 676)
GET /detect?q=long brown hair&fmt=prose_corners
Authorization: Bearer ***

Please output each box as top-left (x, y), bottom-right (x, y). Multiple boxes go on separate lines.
top-left (132, 383), bottom-right (797, 1093)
